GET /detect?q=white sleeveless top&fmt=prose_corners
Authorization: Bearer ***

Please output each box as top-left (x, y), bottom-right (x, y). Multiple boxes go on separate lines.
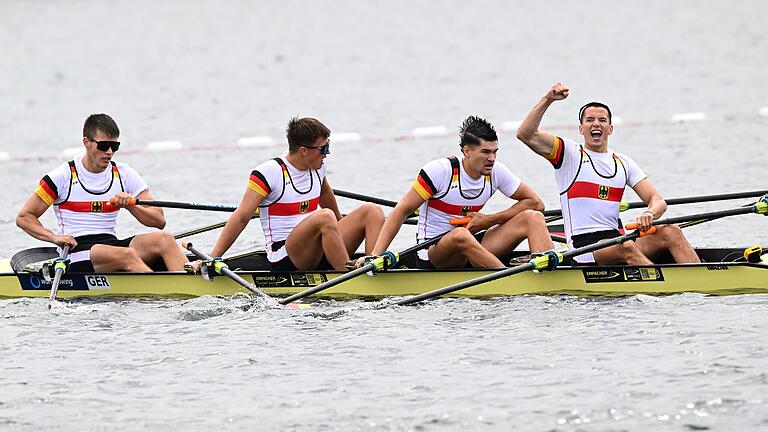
top-left (248, 155), bottom-right (327, 262)
top-left (35, 158), bottom-right (149, 238)
top-left (412, 156), bottom-right (521, 259)
top-left (546, 136), bottom-right (646, 250)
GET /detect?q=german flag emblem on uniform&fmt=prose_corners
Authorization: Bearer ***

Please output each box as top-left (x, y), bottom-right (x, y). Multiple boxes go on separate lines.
top-left (299, 200), bottom-right (310, 213)
top-left (598, 185), bottom-right (610, 200)
top-left (91, 201), bottom-right (104, 212)
top-left (460, 206), bottom-right (472, 215)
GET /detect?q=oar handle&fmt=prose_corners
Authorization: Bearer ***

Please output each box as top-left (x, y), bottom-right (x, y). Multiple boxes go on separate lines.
top-left (109, 197), bottom-right (138, 206)
top-left (450, 217), bottom-right (471, 226)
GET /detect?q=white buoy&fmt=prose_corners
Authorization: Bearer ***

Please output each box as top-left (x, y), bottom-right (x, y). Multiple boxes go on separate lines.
top-left (759, 107), bottom-right (768, 118)
top-left (330, 132), bottom-right (362, 143)
top-left (146, 141), bottom-right (183, 152)
top-left (501, 120), bottom-right (522, 132)
top-left (61, 147), bottom-right (85, 159)
top-left (412, 126), bottom-right (449, 138)
top-left (236, 136), bottom-right (274, 148)
top-left (670, 112), bottom-right (707, 123)
top-left (0, 151), bottom-right (10, 162)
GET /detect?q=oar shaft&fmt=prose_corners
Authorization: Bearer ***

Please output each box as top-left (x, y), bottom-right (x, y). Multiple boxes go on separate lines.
top-left (542, 190), bottom-right (768, 218)
top-left (626, 189), bottom-right (768, 209)
top-left (279, 230), bottom-right (454, 304)
top-left (184, 243), bottom-right (271, 300)
top-left (48, 245), bottom-right (70, 303)
top-left (278, 265), bottom-right (372, 304)
top-left (132, 199), bottom-right (237, 212)
top-left (394, 231), bottom-right (641, 305)
top-left (627, 204), bottom-right (764, 230)
top-left (333, 189), bottom-right (398, 207)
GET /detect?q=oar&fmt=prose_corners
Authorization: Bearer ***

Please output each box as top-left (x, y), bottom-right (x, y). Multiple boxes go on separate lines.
top-left (332, 189), bottom-right (399, 208)
top-left (278, 231), bottom-right (455, 305)
top-left (393, 201), bottom-right (768, 306)
top-left (109, 197), bottom-right (237, 212)
top-left (541, 189), bottom-right (768, 218)
top-left (182, 242), bottom-right (278, 305)
top-left (48, 245), bottom-right (70, 308)
top-left (173, 215), bottom-right (258, 239)
top-left (114, 198), bottom-right (416, 227)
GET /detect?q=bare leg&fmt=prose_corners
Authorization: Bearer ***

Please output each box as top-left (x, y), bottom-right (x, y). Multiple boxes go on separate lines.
top-left (129, 231), bottom-right (188, 271)
top-left (337, 203), bottom-right (385, 255)
top-left (482, 209), bottom-right (555, 257)
top-left (90, 244), bottom-right (152, 272)
top-left (635, 225), bottom-right (700, 263)
top-left (286, 209), bottom-right (349, 270)
top-left (428, 227), bottom-right (504, 269)
top-left (592, 240), bottom-right (653, 265)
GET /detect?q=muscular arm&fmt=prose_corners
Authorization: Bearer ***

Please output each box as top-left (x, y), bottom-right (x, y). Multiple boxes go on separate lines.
top-left (16, 193), bottom-right (76, 247)
top-left (370, 188), bottom-right (426, 256)
top-left (465, 182), bottom-right (545, 232)
top-left (632, 178), bottom-right (667, 218)
top-left (319, 177), bottom-right (343, 220)
top-left (210, 188), bottom-right (264, 257)
top-left (516, 82), bottom-right (569, 157)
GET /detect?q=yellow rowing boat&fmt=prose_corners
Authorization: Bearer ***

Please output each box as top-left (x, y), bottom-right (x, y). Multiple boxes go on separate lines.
top-left (1, 247), bottom-right (766, 300)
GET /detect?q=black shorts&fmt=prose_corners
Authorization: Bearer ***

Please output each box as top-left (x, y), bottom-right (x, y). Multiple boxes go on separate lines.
top-left (268, 240), bottom-right (333, 271)
top-left (571, 229), bottom-right (622, 249)
top-left (415, 256), bottom-right (474, 270)
top-left (69, 233), bottom-right (134, 272)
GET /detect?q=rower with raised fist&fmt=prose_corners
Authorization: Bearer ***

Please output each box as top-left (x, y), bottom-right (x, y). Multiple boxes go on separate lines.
top-left (516, 83), bottom-right (700, 265)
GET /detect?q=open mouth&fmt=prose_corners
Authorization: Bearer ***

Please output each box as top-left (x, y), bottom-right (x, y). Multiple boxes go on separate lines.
top-left (590, 130), bottom-right (602, 138)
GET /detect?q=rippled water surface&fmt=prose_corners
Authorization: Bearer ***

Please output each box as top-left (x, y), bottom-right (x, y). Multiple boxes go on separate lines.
top-left (1, 0), bottom-right (768, 430)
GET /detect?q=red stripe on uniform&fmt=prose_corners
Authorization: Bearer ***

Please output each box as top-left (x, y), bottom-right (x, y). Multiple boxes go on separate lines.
top-left (58, 201), bottom-right (120, 213)
top-left (427, 199), bottom-right (483, 216)
top-left (567, 181), bottom-right (624, 202)
top-left (269, 197), bottom-right (320, 216)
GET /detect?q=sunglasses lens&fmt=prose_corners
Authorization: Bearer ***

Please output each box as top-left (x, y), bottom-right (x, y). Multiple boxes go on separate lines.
top-left (320, 143), bottom-right (330, 154)
top-left (96, 141), bottom-right (120, 152)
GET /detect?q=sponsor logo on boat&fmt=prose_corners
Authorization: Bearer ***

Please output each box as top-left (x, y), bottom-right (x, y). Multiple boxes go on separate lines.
top-left (583, 267), bottom-right (664, 283)
top-left (706, 265), bottom-right (729, 270)
top-left (251, 273), bottom-right (327, 287)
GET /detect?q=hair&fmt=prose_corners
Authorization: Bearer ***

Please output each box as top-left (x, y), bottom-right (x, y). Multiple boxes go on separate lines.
top-left (578, 102), bottom-right (612, 124)
top-left (286, 117), bottom-right (331, 152)
top-left (83, 113), bottom-right (120, 140)
top-left (458, 115), bottom-right (498, 149)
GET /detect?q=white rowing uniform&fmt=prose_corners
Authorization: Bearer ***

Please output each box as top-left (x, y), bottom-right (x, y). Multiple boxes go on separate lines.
top-left (545, 136), bottom-right (646, 261)
top-left (248, 155), bottom-right (326, 263)
top-left (411, 156), bottom-right (521, 260)
top-left (34, 158), bottom-right (149, 264)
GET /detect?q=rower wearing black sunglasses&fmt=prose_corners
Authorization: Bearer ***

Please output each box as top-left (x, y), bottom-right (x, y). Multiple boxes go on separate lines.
top-left (202, 116), bottom-right (384, 271)
top-left (16, 113), bottom-right (188, 273)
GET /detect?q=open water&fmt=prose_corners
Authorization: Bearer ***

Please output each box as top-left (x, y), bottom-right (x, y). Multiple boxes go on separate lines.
top-left (1, 0), bottom-right (767, 430)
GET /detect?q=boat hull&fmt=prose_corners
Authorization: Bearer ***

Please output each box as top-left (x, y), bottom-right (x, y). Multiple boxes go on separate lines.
top-left (1, 261), bottom-right (766, 300)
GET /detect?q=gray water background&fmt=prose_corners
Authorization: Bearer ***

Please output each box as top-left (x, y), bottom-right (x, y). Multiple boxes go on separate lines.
top-left (1, 0), bottom-right (767, 430)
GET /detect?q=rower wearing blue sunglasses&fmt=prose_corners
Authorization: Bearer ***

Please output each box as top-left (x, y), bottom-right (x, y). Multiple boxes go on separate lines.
top-left (204, 117), bottom-right (384, 272)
